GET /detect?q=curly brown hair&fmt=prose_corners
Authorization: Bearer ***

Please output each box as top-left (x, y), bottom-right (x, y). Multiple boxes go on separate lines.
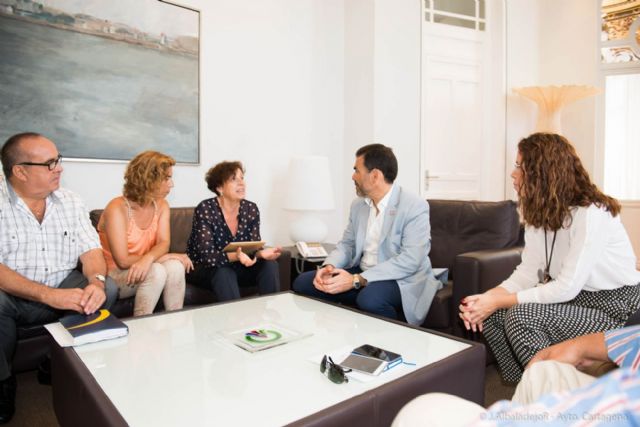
top-left (517, 133), bottom-right (620, 230)
top-left (205, 161), bottom-right (244, 195)
top-left (123, 151), bottom-right (175, 205)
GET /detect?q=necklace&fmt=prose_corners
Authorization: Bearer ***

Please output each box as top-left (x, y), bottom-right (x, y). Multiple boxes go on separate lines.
top-left (538, 230), bottom-right (557, 284)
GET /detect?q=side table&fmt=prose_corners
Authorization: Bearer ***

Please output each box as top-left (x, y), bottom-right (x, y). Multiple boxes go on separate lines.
top-left (282, 243), bottom-right (336, 285)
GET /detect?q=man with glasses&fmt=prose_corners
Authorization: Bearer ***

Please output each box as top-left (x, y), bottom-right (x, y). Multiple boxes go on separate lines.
top-left (0, 132), bottom-right (117, 424)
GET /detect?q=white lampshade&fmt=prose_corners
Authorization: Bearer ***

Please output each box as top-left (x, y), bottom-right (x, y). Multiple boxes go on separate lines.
top-left (284, 156), bottom-right (335, 243)
top-left (513, 85), bottom-right (600, 134)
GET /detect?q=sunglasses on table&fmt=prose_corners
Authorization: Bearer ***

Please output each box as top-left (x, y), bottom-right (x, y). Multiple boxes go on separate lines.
top-left (17, 154), bottom-right (63, 171)
top-left (320, 355), bottom-right (351, 384)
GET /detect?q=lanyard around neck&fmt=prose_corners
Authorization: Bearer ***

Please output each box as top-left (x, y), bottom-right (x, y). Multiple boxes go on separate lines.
top-left (541, 230), bottom-right (558, 284)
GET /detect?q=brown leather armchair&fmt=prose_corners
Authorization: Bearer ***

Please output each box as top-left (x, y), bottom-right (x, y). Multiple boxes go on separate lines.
top-left (422, 200), bottom-right (523, 337)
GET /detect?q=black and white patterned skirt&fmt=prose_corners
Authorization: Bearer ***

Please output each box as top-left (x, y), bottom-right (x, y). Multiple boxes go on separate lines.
top-left (483, 284), bottom-right (640, 383)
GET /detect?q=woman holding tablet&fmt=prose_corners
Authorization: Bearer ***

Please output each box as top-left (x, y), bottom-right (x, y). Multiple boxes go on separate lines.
top-left (98, 151), bottom-right (192, 316)
top-left (186, 161), bottom-right (281, 301)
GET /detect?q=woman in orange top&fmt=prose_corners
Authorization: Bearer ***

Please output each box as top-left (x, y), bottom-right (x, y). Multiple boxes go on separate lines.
top-left (98, 151), bottom-right (192, 316)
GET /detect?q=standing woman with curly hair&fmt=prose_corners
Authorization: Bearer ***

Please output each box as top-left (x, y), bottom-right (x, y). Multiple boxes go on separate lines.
top-left (459, 133), bottom-right (640, 383)
top-left (98, 151), bottom-right (192, 316)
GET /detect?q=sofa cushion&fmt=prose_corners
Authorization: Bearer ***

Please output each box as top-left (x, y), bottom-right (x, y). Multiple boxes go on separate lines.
top-left (428, 200), bottom-right (521, 275)
top-left (168, 207), bottom-right (195, 253)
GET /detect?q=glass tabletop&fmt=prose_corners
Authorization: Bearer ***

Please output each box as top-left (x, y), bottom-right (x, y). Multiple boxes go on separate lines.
top-left (72, 293), bottom-right (470, 427)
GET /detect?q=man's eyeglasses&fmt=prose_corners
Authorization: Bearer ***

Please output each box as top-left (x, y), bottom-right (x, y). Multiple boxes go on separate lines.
top-left (320, 355), bottom-right (350, 384)
top-left (18, 155), bottom-right (63, 171)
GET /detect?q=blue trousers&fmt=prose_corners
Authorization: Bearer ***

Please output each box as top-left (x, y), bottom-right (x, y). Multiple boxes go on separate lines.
top-left (188, 259), bottom-right (280, 302)
top-left (292, 267), bottom-right (403, 320)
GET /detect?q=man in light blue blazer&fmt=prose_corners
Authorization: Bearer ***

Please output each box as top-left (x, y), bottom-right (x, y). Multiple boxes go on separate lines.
top-left (293, 144), bottom-right (442, 325)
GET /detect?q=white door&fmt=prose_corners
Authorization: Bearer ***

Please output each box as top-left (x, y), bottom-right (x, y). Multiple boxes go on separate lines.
top-left (421, 22), bottom-right (486, 200)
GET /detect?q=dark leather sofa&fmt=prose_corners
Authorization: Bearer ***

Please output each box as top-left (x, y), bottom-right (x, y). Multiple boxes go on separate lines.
top-left (422, 200), bottom-right (523, 337)
top-left (12, 207), bottom-right (291, 373)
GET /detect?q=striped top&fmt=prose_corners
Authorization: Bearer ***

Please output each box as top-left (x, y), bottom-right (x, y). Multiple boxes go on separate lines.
top-left (605, 326), bottom-right (640, 371)
top-left (475, 325), bottom-right (640, 426)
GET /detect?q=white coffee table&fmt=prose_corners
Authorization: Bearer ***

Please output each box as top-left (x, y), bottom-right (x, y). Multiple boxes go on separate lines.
top-left (52, 292), bottom-right (485, 427)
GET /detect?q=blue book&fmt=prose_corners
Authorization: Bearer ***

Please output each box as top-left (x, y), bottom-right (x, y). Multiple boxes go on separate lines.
top-left (59, 309), bottom-right (128, 346)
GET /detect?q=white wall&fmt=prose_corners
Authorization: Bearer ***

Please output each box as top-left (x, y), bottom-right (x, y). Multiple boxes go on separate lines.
top-left (505, 0), bottom-right (600, 197)
top-left (22, 0), bottom-right (604, 247)
top-left (537, 0), bottom-right (599, 173)
top-left (6, 0), bottom-right (635, 268)
top-left (57, 0), bottom-right (346, 246)
top-left (620, 202), bottom-right (640, 270)
top-left (372, 0), bottom-right (422, 194)
top-left (11, 0), bottom-right (439, 247)
top-left (483, 0), bottom-right (508, 201)
top-left (342, 0), bottom-right (422, 214)
top-left (53, 0), bottom-right (506, 250)
top-left (343, 0), bottom-right (374, 216)
top-left (505, 0), bottom-right (539, 198)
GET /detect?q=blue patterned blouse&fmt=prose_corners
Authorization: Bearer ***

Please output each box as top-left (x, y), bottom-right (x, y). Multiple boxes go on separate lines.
top-left (187, 198), bottom-right (261, 268)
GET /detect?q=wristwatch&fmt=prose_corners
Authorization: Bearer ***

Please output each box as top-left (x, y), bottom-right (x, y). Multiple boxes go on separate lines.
top-left (352, 274), bottom-right (362, 290)
top-left (94, 274), bottom-right (106, 283)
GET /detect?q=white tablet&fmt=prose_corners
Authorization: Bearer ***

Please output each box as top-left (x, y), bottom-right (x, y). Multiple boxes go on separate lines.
top-left (222, 241), bottom-right (265, 253)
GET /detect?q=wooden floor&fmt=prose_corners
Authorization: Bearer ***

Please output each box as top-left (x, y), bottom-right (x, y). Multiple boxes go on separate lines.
top-left (6, 365), bottom-right (514, 426)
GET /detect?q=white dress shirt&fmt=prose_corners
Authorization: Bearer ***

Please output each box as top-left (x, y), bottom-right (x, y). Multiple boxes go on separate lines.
top-left (0, 183), bottom-right (100, 287)
top-left (359, 186), bottom-right (394, 271)
top-left (500, 204), bottom-right (640, 304)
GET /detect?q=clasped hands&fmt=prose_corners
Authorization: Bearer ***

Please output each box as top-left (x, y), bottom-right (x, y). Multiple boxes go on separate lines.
top-left (458, 293), bottom-right (496, 333)
top-left (313, 265), bottom-right (353, 294)
top-left (46, 281), bottom-right (105, 315)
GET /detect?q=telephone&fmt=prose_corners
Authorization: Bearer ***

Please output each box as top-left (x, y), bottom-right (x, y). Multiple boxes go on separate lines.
top-left (295, 242), bottom-right (328, 259)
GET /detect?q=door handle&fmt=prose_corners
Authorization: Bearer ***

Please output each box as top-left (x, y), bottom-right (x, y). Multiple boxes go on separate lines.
top-left (424, 170), bottom-right (441, 190)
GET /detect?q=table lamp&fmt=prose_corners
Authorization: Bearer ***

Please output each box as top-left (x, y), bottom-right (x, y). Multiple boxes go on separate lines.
top-left (284, 156), bottom-right (335, 243)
